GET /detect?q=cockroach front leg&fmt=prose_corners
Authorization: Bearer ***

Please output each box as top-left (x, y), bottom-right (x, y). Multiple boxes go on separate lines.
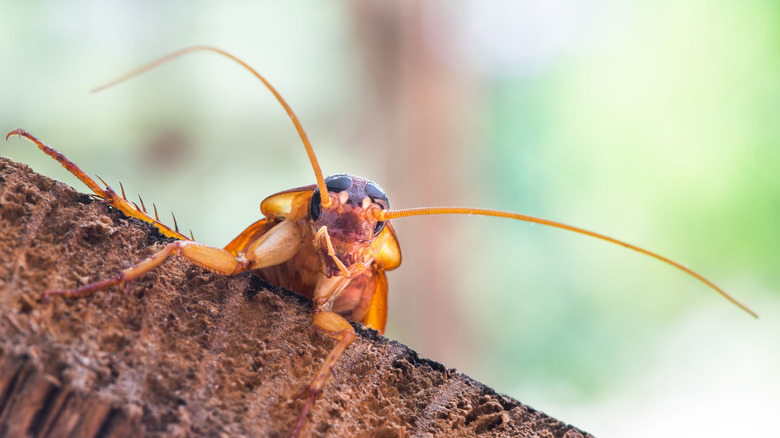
top-left (291, 310), bottom-right (355, 438)
top-left (46, 219), bottom-right (302, 300)
top-left (288, 274), bottom-right (358, 437)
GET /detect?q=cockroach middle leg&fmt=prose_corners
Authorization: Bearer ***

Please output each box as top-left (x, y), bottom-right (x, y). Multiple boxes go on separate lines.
top-left (44, 217), bottom-right (305, 300)
top-left (44, 240), bottom-right (250, 300)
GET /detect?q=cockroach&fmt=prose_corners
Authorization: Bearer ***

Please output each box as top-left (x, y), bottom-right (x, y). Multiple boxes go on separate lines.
top-left (5, 46), bottom-right (757, 437)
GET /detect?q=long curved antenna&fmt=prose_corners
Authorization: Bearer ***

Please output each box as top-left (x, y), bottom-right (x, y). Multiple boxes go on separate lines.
top-left (93, 45), bottom-right (332, 208)
top-left (379, 207), bottom-right (757, 318)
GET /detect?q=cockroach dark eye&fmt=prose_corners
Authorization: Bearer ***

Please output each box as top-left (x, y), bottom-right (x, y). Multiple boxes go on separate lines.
top-left (309, 189), bottom-right (321, 220)
top-left (310, 174), bottom-right (354, 220)
top-left (365, 180), bottom-right (389, 210)
top-left (324, 174), bottom-right (353, 193)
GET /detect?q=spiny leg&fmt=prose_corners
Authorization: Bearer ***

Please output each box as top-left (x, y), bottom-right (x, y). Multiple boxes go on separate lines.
top-left (6, 129), bottom-right (189, 240)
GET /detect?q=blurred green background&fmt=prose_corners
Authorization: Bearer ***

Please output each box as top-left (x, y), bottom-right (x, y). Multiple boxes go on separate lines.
top-left (2, 1), bottom-right (778, 436)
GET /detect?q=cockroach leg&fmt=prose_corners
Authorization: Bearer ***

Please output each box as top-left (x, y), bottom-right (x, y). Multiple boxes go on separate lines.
top-left (314, 226), bottom-right (351, 277)
top-left (45, 240), bottom-right (251, 300)
top-left (6, 129), bottom-right (189, 240)
top-left (291, 310), bottom-right (355, 438)
top-left (243, 219), bottom-right (302, 269)
top-left (45, 220), bottom-right (303, 302)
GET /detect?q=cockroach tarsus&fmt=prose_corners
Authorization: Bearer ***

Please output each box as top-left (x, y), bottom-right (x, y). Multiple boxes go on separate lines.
top-left (5, 46), bottom-right (757, 437)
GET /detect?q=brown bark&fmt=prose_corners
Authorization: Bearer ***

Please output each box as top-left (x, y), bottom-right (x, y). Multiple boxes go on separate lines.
top-left (0, 156), bottom-right (592, 437)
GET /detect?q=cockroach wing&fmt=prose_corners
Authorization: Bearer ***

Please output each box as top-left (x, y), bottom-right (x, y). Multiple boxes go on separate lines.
top-left (223, 218), bottom-right (276, 255)
top-left (356, 223), bottom-right (400, 334)
top-left (259, 185), bottom-right (316, 220)
top-left (224, 186), bottom-right (315, 255)
top-left (360, 270), bottom-right (388, 333)
top-left (376, 223), bottom-right (401, 271)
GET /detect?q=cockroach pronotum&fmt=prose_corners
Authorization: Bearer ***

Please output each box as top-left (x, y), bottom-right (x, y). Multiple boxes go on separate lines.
top-left (5, 46), bottom-right (757, 437)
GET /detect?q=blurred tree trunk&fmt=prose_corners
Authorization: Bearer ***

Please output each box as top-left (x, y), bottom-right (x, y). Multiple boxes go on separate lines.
top-left (349, 0), bottom-right (478, 366)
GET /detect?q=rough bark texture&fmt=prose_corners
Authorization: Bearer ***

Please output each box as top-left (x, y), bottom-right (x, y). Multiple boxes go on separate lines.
top-left (0, 156), bottom-right (593, 437)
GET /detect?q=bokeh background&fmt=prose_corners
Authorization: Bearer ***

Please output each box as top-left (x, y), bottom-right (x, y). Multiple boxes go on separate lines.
top-left (2, 1), bottom-right (779, 436)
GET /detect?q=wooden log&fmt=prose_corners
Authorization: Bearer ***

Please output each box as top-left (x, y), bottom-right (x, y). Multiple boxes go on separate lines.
top-left (0, 156), bottom-right (592, 437)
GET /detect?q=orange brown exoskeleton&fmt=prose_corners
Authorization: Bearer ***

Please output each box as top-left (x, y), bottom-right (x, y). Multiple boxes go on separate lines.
top-left (5, 46), bottom-right (757, 437)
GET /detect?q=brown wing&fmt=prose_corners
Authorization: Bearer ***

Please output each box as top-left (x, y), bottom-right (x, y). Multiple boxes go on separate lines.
top-left (223, 218), bottom-right (276, 255)
top-left (360, 269), bottom-right (388, 334)
top-left (363, 224), bottom-right (399, 333)
top-left (224, 185), bottom-right (316, 255)
top-left (376, 222), bottom-right (402, 271)
top-left (260, 184), bottom-right (316, 220)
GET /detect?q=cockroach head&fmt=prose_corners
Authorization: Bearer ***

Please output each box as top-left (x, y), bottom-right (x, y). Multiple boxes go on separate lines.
top-left (310, 174), bottom-right (389, 275)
